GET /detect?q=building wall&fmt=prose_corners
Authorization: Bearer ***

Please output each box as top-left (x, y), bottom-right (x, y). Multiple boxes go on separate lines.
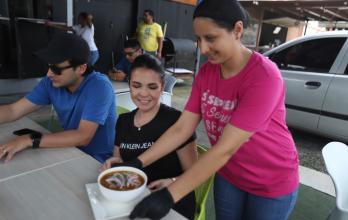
top-left (138, 0), bottom-right (195, 40)
top-left (74, 0), bottom-right (137, 73)
top-left (0, 0), bottom-right (198, 77)
top-left (0, 0), bottom-right (8, 16)
top-left (52, 0), bottom-right (67, 22)
top-left (259, 23), bottom-right (288, 47)
top-left (286, 25), bottom-right (305, 41)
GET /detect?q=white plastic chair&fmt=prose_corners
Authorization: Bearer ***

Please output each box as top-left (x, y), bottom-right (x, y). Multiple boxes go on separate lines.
top-left (322, 142), bottom-right (348, 220)
top-left (161, 74), bottom-right (177, 107)
top-left (164, 74), bottom-right (177, 94)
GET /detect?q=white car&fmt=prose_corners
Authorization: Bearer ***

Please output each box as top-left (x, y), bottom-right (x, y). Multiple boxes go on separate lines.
top-left (263, 31), bottom-right (348, 141)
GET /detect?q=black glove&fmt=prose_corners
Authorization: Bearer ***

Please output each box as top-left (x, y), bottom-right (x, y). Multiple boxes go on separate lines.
top-left (111, 158), bottom-right (143, 169)
top-left (130, 188), bottom-right (174, 220)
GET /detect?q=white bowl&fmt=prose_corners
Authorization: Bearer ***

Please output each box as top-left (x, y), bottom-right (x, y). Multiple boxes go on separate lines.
top-left (98, 166), bottom-right (147, 202)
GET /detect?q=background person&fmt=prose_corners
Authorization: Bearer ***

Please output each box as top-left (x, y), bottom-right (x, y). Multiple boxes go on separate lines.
top-left (46, 12), bottom-right (99, 66)
top-left (116, 0), bottom-right (299, 219)
top-left (136, 9), bottom-right (164, 60)
top-left (0, 33), bottom-right (116, 163)
top-left (101, 54), bottom-right (197, 219)
top-left (108, 39), bottom-right (142, 82)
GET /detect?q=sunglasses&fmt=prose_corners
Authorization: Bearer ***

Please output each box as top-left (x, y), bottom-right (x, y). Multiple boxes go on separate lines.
top-left (48, 64), bottom-right (74, 75)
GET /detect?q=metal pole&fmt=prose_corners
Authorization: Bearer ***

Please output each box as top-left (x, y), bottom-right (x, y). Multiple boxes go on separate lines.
top-left (303, 20), bottom-right (308, 35)
top-left (67, 0), bottom-right (73, 26)
top-left (163, 22), bottom-right (168, 37)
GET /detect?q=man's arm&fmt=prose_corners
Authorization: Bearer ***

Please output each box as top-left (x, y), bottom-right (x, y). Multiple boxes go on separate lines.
top-left (45, 21), bottom-right (74, 32)
top-left (0, 98), bottom-right (41, 124)
top-left (39, 119), bottom-right (98, 147)
top-left (1, 119), bottom-right (99, 162)
top-left (156, 37), bottom-right (163, 59)
top-left (108, 70), bottom-right (126, 81)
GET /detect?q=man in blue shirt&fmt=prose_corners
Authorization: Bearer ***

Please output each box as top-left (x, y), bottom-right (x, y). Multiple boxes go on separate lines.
top-left (108, 39), bottom-right (142, 82)
top-left (0, 33), bottom-right (116, 163)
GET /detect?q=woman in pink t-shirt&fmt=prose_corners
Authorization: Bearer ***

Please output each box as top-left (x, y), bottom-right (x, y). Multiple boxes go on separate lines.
top-left (114, 0), bottom-right (299, 219)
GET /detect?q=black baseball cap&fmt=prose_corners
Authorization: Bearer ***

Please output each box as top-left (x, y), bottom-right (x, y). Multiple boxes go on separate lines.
top-left (34, 33), bottom-right (90, 65)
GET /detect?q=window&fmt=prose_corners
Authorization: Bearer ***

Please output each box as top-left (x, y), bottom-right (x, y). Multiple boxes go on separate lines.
top-left (269, 38), bottom-right (346, 73)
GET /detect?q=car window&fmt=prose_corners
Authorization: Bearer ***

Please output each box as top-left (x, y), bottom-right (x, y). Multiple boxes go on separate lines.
top-left (345, 64), bottom-right (348, 75)
top-left (269, 38), bottom-right (346, 73)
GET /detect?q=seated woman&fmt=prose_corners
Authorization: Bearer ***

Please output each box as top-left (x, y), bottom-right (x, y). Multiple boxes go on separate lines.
top-left (101, 54), bottom-right (197, 219)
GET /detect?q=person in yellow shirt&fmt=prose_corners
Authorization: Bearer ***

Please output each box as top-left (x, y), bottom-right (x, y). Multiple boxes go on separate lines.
top-left (136, 9), bottom-right (164, 60)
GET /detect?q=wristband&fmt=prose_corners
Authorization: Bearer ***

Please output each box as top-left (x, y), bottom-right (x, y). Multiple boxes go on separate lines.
top-left (30, 131), bottom-right (42, 149)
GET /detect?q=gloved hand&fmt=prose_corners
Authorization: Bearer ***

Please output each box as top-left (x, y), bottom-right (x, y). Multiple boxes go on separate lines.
top-left (130, 188), bottom-right (174, 220)
top-left (111, 158), bottom-right (143, 169)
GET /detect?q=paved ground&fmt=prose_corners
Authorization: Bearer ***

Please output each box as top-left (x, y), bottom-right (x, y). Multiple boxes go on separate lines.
top-left (290, 128), bottom-right (331, 173)
top-left (23, 78), bottom-right (329, 173)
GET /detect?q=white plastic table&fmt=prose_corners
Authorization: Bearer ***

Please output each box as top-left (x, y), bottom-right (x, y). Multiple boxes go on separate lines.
top-left (0, 118), bottom-right (185, 220)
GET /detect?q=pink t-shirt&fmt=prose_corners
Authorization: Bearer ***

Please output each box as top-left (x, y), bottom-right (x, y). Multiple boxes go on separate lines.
top-left (185, 52), bottom-right (299, 198)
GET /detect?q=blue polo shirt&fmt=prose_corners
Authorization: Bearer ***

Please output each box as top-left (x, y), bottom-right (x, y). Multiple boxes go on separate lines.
top-left (115, 57), bottom-right (131, 81)
top-left (26, 71), bottom-right (116, 162)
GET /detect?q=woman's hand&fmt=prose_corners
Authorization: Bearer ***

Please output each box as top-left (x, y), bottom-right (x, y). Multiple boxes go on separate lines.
top-left (148, 178), bottom-right (175, 192)
top-left (99, 156), bottom-right (123, 172)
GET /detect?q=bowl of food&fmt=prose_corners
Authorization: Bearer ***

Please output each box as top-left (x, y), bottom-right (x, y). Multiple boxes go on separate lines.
top-left (98, 166), bottom-right (147, 202)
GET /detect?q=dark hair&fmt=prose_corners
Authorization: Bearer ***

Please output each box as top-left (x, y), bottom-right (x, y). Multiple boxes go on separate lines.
top-left (78, 12), bottom-right (93, 28)
top-left (144, 9), bottom-right (154, 18)
top-left (69, 59), bottom-right (94, 76)
top-left (124, 38), bottom-right (141, 50)
top-left (129, 54), bottom-right (165, 85)
top-left (193, 0), bottom-right (249, 31)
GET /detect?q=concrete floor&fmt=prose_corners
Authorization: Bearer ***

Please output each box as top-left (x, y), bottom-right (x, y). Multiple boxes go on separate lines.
top-left (171, 80), bottom-right (211, 148)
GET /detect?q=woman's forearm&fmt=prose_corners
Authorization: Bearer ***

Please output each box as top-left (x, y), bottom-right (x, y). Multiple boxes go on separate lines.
top-left (168, 145), bottom-right (230, 202)
top-left (139, 111), bottom-right (200, 167)
top-left (47, 23), bottom-right (73, 32)
top-left (177, 141), bottom-right (198, 170)
top-left (168, 124), bottom-right (253, 202)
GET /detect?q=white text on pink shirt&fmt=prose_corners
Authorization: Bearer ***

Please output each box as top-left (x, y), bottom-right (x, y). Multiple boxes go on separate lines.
top-left (201, 90), bottom-right (237, 143)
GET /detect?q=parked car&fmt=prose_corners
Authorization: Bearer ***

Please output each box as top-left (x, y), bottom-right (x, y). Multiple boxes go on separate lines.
top-left (263, 31), bottom-right (348, 142)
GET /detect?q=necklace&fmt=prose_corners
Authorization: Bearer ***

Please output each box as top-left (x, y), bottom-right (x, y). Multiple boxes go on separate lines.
top-left (134, 106), bottom-right (160, 132)
top-left (134, 114), bottom-right (143, 131)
